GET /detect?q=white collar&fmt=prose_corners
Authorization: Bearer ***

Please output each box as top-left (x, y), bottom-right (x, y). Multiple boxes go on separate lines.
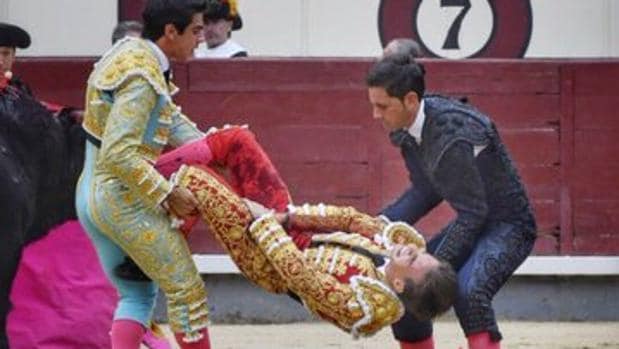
top-left (407, 99), bottom-right (426, 144)
top-left (144, 40), bottom-right (170, 73)
top-left (194, 39), bottom-right (246, 58)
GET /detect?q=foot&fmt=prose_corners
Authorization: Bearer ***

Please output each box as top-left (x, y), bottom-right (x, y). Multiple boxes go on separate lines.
top-left (142, 326), bottom-right (172, 349)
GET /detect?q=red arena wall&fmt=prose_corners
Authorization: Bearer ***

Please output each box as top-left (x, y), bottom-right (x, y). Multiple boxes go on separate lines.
top-left (15, 58), bottom-right (619, 256)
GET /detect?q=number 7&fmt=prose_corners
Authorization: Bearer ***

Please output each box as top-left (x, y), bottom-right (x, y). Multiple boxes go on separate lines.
top-left (441, 0), bottom-right (471, 49)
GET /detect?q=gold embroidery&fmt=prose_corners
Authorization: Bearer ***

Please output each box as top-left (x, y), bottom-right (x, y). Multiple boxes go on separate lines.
top-left (289, 204), bottom-right (386, 239)
top-left (176, 165), bottom-right (287, 293)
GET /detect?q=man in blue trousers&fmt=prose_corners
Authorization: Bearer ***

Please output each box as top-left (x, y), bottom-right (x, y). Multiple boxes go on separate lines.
top-left (366, 54), bottom-right (537, 349)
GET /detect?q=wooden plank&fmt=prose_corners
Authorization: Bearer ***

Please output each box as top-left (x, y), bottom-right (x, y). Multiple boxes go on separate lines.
top-left (177, 90), bottom-right (373, 128)
top-left (187, 59), bottom-right (372, 92)
top-left (255, 125), bottom-right (367, 163)
top-left (574, 200), bottom-right (619, 237)
top-left (575, 96), bottom-right (619, 130)
top-left (573, 166), bottom-right (619, 200)
top-left (467, 94), bottom-right (560, 129)
top-left (574, 130), bottom-right (619, 167)
top-left (14, 58), bottom-right (94, 107)
top-left (531, 200), bottom-right (561, 234)
top-left (501, 129), bottom-right (560, 166)
top-left (573, 236), bottom-right (619, 255)
top-left (425, 61), bottom-right (559, 95)
top-left (519, 166), bottom-right (560, 201)
top-left (278, 162), bottom-right (369, 198)
top-left (573, 63), bottom-right (619, 96)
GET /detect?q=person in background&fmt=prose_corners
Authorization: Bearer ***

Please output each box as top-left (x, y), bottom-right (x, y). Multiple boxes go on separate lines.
top-left (167, 164), bottom-right (457, 339)
top-left (383, 38), bottom-right (423, 59)
top-left (0, 22), bottom-right (33, 95)
top-left (111, 20), bottom-right (144, 44)
top-left (194, 0), bottom-right (247, 58)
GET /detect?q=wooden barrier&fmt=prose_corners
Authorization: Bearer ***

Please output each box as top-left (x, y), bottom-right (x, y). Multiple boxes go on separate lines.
top-left (14, 58), bottom-right (619, 255)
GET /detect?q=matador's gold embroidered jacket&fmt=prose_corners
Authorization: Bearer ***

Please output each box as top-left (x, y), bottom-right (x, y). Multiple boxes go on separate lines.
top-left (76, 38), bottom-right (209, 335)
top-left (83, 37), bottom-right (203, 208)
top-left (176, 165), bottom-right (427, 338)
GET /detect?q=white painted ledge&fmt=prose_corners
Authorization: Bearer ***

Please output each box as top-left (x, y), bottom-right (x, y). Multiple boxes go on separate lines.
top-left (193, 255), bottom-right (619, 276)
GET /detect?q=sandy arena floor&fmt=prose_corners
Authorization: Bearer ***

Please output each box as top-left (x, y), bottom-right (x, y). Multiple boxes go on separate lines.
top-left (157, 321), bottom-right (619, 349)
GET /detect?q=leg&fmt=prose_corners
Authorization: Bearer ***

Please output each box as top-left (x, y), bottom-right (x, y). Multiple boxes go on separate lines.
top-left (206, 126), bottom-right (291, 211)
top-left (177, 165), bottom-right (287, 293)
top-left (86, 213), bottom-right (208, 344)
top-left (453, 223), bottom-right (535, 347)
top-left (77, 178), bottom-right (207, 348)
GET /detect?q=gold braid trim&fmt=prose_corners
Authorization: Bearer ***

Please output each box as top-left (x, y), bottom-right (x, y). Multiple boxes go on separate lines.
top-left (249, 215), bottom-right (404, 337)
top-left (288, 203), bottom-right (385, 239)
top-left (176, 165), bottom-right (287, 293)
top-left (90, 37), bottom-right (168, 96)
top-left (376, 220), bottom-right (426, 250)
top-left (310, 232), bottom-right (389, 257)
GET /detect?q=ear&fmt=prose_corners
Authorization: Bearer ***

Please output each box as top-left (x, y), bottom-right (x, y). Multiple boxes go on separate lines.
top-left (163, 23), bottom-right (179, 39)
top-left (403, 91), bottom-right (420, 113)
top-left (392, 277), bottom-right (405, 293)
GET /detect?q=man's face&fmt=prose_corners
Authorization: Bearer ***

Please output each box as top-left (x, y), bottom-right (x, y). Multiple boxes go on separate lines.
top-left (204, 18), bottom-right (232, 48)
top-left (0, 47), bottom-right (16, 73)
top-left (385, 244), bottom-right (440, 292)
top-left (169, 13), bottom-right (205, 62)
top-left (368, 87), bottom-right (416, 131)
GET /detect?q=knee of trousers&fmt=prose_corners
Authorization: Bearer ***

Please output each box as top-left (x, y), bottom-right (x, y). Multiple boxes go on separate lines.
top-left (454, 285), bottom-right (498, 336)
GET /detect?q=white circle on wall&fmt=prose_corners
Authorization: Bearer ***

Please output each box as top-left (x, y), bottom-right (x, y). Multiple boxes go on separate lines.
top-left (416, 0), bottom-right (494, 59)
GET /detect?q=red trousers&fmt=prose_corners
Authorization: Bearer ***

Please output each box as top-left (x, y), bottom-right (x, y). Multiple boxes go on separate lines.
top-left (155, 126), bottom-right (292, 235)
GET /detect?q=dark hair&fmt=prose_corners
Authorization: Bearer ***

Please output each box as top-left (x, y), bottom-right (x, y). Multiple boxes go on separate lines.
top-left (366, 54), bottom-right (426, 100)
top-left (111, 21), bottom-right (144, 44)
top-left (397, 259), bottom-right (457, 321)
top-left (205, 0), bottom-right (243, 30)
top-left (142, 0), bottom-right (207, 41)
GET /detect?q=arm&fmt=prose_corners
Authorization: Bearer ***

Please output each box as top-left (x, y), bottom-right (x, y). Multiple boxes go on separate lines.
top-left (97, 77), bottom-right (172, 208)
top-left (432, 141), bottom-right (489, 270)
top-left (381, 151), bottom-right (442, 224)
top-left (286, 203), bottom-right (384, 238)
top-left (381, 184), bottom-right (442, 224)
top-left (248, 214), bottom-right (404, 337)
top-left (167, 109), bottom-right (204, 147)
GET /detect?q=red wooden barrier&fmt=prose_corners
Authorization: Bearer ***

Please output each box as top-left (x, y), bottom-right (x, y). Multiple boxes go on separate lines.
top-left (13, 58), bottom-right (619, 255)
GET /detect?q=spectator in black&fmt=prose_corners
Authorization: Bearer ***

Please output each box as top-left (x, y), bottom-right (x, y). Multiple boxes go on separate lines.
top-left (0, 22), bottom-right (33, 95)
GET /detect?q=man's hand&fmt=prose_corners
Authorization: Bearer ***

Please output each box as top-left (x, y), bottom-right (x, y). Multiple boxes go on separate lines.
top-left (164, 186), bottom-right (199, 218)
top-left (243, 198), bottom-right (272, 218)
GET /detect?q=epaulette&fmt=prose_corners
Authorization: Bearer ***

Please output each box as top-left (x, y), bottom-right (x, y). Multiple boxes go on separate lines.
top-left (89, 37), bottom-right (168, 97)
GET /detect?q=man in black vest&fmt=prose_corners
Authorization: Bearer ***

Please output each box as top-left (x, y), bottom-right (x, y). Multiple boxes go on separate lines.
top-left (366, 54), bottom-right (537, 349)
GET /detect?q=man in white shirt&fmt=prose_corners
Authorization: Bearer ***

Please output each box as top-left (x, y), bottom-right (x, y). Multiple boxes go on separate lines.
top-left (194, 0), bottom-right (247, 58)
